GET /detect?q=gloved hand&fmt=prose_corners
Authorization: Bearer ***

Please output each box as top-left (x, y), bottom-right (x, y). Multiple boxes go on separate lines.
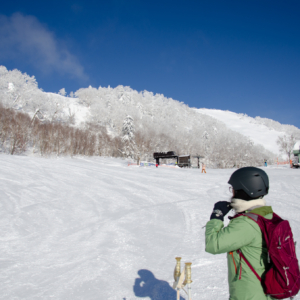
top-left (210, 201), bottom-right (232, 221)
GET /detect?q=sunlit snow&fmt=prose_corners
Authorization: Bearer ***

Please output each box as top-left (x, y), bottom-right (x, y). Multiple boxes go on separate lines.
top-left (294, 141), bottom-right (300, 151)
top-left (1, 155), bottom-right (300, 299)
top-left (45, 93), bottom-right (90, 126)
top-left (196, 109), bottom-right (286, 155)
top-left (8, 82), bottom-right (14, 91)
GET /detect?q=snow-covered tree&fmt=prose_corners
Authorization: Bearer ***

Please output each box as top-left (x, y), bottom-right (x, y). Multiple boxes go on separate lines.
top-left (277, 134), bottom-right (297, 160)
top-left (121, 115), bottom-right (136, 158)
top-left (0, 66), bottom-right (39, 110)
top-left (0, 65), bottom-right (280, 166)
top-left (58, 88), bottom-right (66, 96)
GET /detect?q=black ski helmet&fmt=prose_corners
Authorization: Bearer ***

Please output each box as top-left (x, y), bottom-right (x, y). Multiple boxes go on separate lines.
top-left (228, 167), bottom-right (269, 199)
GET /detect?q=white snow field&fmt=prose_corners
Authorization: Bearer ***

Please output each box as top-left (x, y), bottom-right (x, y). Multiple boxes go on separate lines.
top-left (196, 109), bottom-right (286, 155)
top-left (1, 155), bottom-right (300, 300)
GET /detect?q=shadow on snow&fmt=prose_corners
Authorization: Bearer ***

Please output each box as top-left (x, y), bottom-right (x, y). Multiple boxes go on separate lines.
top-left (133, 269), bottom-right (185, 300)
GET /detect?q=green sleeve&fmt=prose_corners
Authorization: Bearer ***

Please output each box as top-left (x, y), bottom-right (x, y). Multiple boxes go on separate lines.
top-left (205, 217), bottom-right (256, 254)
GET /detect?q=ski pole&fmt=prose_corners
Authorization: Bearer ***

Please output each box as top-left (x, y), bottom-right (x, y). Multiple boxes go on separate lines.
top-left (185, 262), bottom-right (192, 300)
top-left (173, 257), bottom-right (182, 300)
top-left (174, 257), bottom-right (181, 282)
top-left (173, 257), bottom-right (192, 300)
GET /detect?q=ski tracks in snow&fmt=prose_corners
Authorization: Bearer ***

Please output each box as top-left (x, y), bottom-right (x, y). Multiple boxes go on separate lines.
top-left (1, 156), bottom-right (300, 299)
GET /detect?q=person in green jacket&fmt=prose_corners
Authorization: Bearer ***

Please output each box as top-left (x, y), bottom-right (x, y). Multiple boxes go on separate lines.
top-left (205, 167), bottom-right (273, 300)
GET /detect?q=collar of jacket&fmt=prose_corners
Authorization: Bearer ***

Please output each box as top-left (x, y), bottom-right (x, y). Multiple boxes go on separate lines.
top-left (231, 198), bottom-right (266, 213)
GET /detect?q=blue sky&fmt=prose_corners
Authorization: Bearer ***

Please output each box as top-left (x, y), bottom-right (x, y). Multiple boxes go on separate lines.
top-left (1, 1), bottom-right (300, 127)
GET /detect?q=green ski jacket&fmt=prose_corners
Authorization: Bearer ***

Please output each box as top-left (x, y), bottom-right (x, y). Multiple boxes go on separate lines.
top-left (205, 206), bottom-right (274, 300)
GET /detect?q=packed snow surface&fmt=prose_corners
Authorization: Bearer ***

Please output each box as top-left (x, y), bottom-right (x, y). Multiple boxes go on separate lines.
top-left (196, 109), bottom-right (286, 155)
top-left (1, 155), bottom-right (300, 299)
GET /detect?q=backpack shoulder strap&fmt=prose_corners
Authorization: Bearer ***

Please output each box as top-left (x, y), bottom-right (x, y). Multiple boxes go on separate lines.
top-left (231, 212), bottom-right (284, 247)
top-left (231, 212), bottom-right (282, 224)
top-left (237, 249), bottom-right (261, 281)
top-left (230, 213), bottom-right (266, 281)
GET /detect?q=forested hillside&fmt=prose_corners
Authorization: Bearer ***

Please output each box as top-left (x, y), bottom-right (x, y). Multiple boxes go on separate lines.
top-left (0, 66), bottom-right (276, 167)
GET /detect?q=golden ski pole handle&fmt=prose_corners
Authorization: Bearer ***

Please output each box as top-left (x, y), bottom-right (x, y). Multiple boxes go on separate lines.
top-left (185, 262), bottom-right (192, 300)
top-left (185, 262), bottom-right (192, 284)
top-left (174, 257), bottom-right (181, 281)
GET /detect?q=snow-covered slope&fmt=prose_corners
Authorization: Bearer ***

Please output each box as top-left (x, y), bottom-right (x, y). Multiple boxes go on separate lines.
top-left (44, 93), bottom-right (90, 126)
top-left (1, 155), bottom-right (300, 299)
top-left (294, 141), bottom-right (300, 151)
top-left (2, 65), bottom-right (300, 160)
top-left (196, 109), bottom-right (286, 155)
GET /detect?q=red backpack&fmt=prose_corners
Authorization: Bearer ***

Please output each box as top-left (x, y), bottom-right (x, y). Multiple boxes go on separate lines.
top-left (233, 212), bottom-right (300, 299)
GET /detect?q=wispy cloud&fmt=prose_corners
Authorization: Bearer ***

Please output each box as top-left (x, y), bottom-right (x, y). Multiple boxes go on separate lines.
top-left (0, 13), bottom-right (88, 81)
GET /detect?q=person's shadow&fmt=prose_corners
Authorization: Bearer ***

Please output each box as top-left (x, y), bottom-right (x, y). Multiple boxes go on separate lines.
top-left (133, 269), bottom-right (185, 300)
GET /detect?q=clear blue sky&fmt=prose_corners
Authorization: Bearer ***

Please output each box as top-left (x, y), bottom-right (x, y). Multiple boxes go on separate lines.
top-left (1, 1), bottom-right (300, 127)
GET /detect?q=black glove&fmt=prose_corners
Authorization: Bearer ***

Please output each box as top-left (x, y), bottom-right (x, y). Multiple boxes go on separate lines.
top-left (210, 201), bottom-right (232, 221)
